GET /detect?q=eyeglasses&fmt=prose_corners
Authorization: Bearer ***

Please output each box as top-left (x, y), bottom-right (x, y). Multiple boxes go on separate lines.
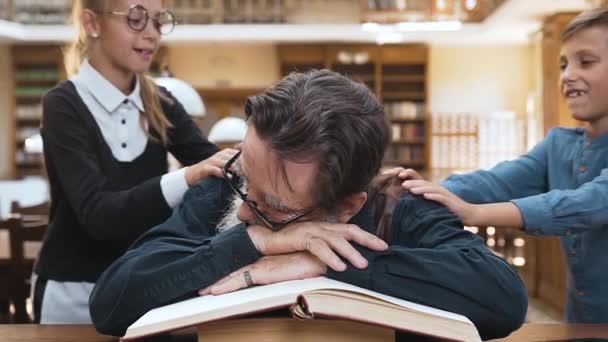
top-left (105, 4), bottom-right (176, 35)
top-left (221, 150), bottom-right (314, 231)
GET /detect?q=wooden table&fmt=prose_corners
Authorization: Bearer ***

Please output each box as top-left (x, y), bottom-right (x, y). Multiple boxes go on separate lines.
top-left (490, 323), bottom-right (608, 341)
top-left (1, 323), bottom-right (608, 342)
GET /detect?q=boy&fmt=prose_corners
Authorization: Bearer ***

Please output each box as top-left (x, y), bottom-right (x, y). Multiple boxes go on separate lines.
top-left (393, 8), bottom-right (608, 324)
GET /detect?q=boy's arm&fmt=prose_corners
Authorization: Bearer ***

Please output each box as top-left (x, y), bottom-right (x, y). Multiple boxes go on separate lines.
top-left (512, 167), bottom-right (608, 235)
top-left (327, 194), bottom-right (528, 340)
top-left (89, 178), bottom-right (261, 336)
top-left (441, 130), bottom-right (554, 204)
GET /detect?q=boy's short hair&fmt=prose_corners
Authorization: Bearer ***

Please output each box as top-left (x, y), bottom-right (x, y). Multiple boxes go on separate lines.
top-left (562, 8), bottom-right (608, 42)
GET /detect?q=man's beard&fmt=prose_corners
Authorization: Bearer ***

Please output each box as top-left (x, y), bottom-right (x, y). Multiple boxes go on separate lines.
top-left (216, 194), bottom-right (243, 233)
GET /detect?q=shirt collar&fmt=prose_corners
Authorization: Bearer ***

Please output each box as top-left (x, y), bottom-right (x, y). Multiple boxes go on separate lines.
top-left (76, 59), bottom-right (145, 113)
top-left (584, 129), bottom-right (608, 148)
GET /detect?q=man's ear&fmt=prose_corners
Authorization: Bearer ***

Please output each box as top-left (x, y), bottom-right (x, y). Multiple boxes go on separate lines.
top-left (336, 192), bottom-right (368, 223)
top-left (82, 9), bottom-right (101, 38)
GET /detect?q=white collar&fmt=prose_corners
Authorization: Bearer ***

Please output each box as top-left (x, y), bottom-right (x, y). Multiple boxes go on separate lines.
top-left (74, 59), bottom-right (145, 114)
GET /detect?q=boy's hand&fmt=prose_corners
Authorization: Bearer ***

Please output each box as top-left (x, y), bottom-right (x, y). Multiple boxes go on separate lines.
top-left (382, 167), bottom-right (425, 186)
top-left (402, 180), bottom-right (479, 226)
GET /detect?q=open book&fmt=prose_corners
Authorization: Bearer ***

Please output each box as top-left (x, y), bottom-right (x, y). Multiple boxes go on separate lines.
top-left (122, 277), bottom-right (481, 341)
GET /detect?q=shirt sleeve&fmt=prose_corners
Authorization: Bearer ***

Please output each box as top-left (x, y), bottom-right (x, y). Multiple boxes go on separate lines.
top-left (160, 168), bottom-right (189, 208)
top-left (89, 178), bottom-right (261, 337)
top-left (513, 168), bottom-right (608, 235)
top-left (41, 88), bottom-right (172, 243)
top-left (326, 194), bottom-right (528, 340)
top-left (441, 130), bottom-right (552, 204)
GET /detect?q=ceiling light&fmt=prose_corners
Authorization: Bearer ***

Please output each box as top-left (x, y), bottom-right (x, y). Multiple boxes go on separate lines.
top-left (465, 0), bottom-right (478, 10)
top-left (397, 20), bottom-right (462, 31)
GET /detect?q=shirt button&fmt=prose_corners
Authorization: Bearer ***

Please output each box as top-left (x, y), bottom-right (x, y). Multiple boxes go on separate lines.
top-left (122, 143), bottom-right (127, 148)
top-left (123, 98), bottom-right (129, 104)
top-left (121, 119), bottom-right (126, 125)
top-left (585, 141), bottom-right (592, 148)
top-left (580, 166), bottom-right (587, 173)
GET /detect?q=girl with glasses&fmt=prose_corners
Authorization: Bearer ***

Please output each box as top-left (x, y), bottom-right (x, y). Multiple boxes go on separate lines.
top-left (32, 0), bottom-right (237, 324)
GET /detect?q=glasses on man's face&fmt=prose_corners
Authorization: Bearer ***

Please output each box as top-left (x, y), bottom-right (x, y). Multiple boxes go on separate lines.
top-left (106, 4), bottom-right (176, 35)
top-left (221, 150), bottom-right (314, 231)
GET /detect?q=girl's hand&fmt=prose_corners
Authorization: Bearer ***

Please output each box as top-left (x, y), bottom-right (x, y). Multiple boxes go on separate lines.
top-left (185, 148), bottom-right (239, 186)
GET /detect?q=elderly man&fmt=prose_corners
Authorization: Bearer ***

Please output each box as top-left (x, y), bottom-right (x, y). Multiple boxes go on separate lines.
top-left (89, 70), bottom-right (527, 340)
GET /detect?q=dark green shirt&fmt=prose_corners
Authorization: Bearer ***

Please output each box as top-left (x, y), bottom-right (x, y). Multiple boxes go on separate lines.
top-left (90, 177), bottom-right (527, 339)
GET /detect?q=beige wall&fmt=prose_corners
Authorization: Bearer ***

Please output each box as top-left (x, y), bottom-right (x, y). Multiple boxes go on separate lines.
top-left (0, 45), bottom-right (13, 179)
top-left (167, 43), bottom-right (280, 88)
top-left (429, 46), bottom-right (534, 117)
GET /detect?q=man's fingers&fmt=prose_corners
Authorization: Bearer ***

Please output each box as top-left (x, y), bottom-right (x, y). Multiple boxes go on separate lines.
top-left (312, 222), bottom-right (387, 252)
top-left (198, 269), bottom-right (240, 296)
top-left (338, 224), bottom-right (388, 251)
top-left (322, 235), bottom-right (368, 269)
top-left (209, 270), bottom-right (251, 295)
top-left (306, 237), bottom-right (347, 272)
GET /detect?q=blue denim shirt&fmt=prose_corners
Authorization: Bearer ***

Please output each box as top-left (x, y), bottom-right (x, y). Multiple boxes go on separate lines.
top-left (442, 127), bottom-right (608, 323)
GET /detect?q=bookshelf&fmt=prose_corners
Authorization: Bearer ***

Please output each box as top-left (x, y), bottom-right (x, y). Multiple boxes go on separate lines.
top-left (278, 43), bottom-right (429, 171)
top-left (11, 0), bottom-right (70, 24)
top-left (12, 45), bottom-right (64, 178)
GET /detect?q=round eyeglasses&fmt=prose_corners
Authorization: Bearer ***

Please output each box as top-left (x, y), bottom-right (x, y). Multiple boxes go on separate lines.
top-left (105, 4), bottom-right (176, 35)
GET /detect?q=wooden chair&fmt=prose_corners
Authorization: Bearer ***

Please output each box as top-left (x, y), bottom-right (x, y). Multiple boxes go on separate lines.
top-left (10, 201), bottom-right (50, 224)
top-left (6, 215), bottom-right (47, 323)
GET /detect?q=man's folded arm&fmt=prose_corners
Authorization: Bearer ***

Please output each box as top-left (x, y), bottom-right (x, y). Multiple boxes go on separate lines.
top-left (327, 194), bottom-right (527, 340)
top-left (89, 178), bottom-right (261, 336)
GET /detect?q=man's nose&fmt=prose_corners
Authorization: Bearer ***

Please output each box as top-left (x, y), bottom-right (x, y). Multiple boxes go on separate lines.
top-left (237, 202), bottom-right (258, 226)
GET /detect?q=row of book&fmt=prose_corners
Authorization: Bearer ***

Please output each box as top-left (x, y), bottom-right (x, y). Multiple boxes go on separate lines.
top-left (11, 0), bottom-right (70, 24)
top-left (15, 87), bottom-right (51, 98)
top-left (385, 145), bottom-right (425, 164)
top-left (391, 123), bottom-right (425, 142)
top-left (16, 104), bottom-right (43, 120)
top-left (385, 101), bottom-right (425, 120)
top-left (15, 68), bottom-right (60, 81)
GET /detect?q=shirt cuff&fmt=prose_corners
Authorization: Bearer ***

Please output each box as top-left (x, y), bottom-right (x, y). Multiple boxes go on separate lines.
top-left (160, 168), bottom-right (190, 208)
top-left (511, 197), bottom-right (553, 236)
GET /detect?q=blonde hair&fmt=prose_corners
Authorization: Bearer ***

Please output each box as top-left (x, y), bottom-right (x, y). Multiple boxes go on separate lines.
top-left (65, 0), bottom-right (173, 145)
top-left (562, 8), bottom-right (608, 43)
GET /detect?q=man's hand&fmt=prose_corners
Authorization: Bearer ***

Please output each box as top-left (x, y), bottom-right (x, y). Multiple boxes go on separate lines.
top-left (247, 222), bottom-right (388, 272)
top-left (198, 252), bottom-right (326, 296)
top-left (402, 180), bottom-right (479, 226)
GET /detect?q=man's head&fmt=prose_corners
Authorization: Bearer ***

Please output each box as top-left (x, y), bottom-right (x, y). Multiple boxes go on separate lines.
top-left (218, 69), bottom-right (388, 231)
top-left (560, 8), bottom-right (608, 131)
